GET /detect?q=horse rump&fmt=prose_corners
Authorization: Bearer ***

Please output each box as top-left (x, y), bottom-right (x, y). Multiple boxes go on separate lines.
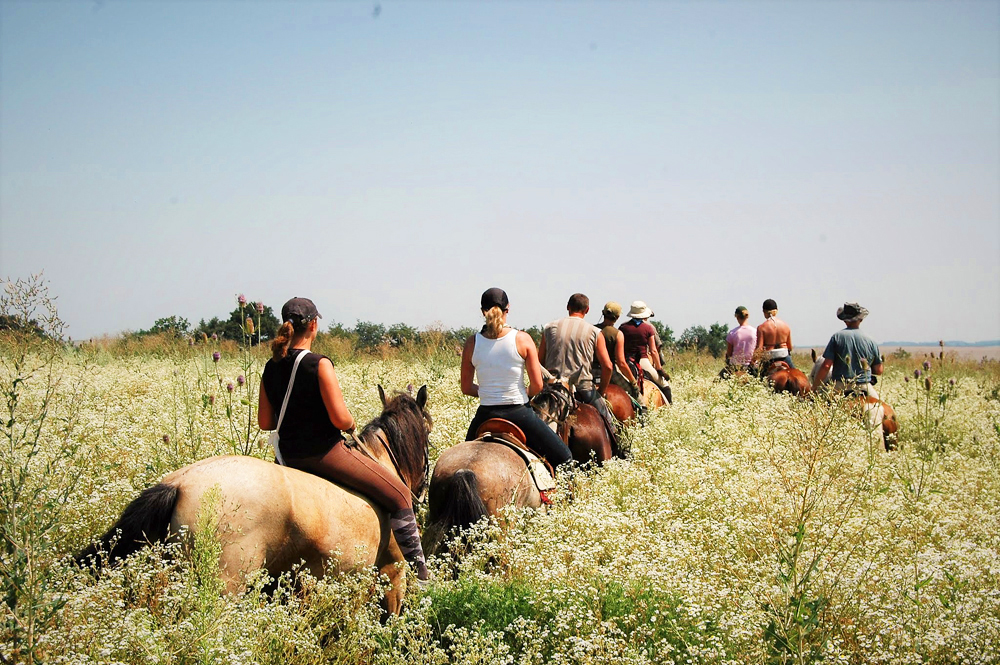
top-left (424, 469), bottom-right (489, 555)
top-left (75, 483), bottom-right (180, 571)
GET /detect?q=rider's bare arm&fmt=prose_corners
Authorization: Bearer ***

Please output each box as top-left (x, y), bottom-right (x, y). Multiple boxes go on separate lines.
top-left (317, 358), bottom-right (356, 432)
top-left (594, 333), bottom-right (613, 396)
top-left (725, 340), bottom-right (734, 362)
top-left (460, 334), bottom-right (479, 398)
top-left (258, 384), bottom-right (275, 430)
top-left (615, 331), bottom-right (636, 383)
top-left (649, 334), bottom-right (663, 370)
top-left (813, 358), bottom-right (833, 389)
top-left (872, 362), bottom-right (884, 376)
top-left (518, 331), bottom-right (545, 398)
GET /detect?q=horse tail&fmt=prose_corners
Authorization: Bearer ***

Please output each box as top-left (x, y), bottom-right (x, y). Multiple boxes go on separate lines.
top-left (424, 469), bottom-right (489, 555)
top-left (75, 483), bottom-right (180, 570)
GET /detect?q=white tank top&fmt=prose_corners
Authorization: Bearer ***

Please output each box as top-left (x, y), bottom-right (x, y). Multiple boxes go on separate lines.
top-left (472, 328), bottom-right (529, 406)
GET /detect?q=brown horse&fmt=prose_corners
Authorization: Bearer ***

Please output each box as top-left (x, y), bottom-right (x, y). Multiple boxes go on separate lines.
top-left (605, 383), bottom-right (636, 423)
top-left (766, 360), bottom-right (811, 396)
top-left (530, 381), bottom-right (615, 464)
top-left (76, 386), bottom-right (431, 614)
top-left (808, 349), bottom-right (898, 450)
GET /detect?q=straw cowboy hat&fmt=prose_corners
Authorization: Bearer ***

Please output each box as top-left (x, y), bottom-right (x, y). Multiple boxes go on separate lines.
top-left (627, 301), bottom-right (652, 319)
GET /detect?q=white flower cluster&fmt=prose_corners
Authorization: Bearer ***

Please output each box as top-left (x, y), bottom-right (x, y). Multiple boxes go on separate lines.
top-left (4, 349), bottom-right (999, 663)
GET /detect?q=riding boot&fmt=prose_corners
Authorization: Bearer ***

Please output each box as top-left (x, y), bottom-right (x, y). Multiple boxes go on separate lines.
top-left (389, 508), bottom-right (430, 580)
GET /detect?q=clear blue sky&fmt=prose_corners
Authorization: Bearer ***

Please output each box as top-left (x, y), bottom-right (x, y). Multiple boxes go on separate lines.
top-left (2, 1), bottom-right (998, 344)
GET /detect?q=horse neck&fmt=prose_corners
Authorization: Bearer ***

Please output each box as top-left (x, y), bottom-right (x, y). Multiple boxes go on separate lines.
top-left (360, 404), bottom-right (428, 493)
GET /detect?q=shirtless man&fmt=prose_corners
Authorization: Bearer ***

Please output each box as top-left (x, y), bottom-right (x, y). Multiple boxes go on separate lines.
top-left (755, 298), bottom-right (796, 370)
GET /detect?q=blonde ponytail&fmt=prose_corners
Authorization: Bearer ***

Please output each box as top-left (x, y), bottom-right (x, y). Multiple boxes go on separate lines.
top-left (271, 321), bottom-right (294, 360)
top-left (482, 306), bottom-right (505, 339)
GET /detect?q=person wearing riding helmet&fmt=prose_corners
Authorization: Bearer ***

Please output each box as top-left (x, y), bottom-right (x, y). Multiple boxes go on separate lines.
top-left (619, 301), bottom-right (671, 402)
top-left (258, 297), bottom-right (429, 581)
top-left (461, 288), bottom-right (573, 467)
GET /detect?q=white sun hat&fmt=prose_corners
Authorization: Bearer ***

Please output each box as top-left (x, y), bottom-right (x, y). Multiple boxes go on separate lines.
top-left (627, 301), bottom-right (653, 319)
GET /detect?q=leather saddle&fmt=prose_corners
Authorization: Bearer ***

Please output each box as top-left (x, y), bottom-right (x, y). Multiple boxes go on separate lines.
top-left (475, 418), bottom-right (556, 492)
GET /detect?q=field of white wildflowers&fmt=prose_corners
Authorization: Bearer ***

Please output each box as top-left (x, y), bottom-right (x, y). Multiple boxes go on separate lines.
top-left (3, 340), bottom-right (999, 665)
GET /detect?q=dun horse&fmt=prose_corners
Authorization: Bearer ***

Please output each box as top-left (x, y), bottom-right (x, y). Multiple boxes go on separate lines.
top-left (76, 386), bottom-right (431, 613)
top-left (423, 382), bottom-right (619, 555)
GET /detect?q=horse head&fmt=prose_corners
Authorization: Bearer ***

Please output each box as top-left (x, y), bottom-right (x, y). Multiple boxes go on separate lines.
top-left (530, 381), bottom-right (575, 431)
top-left (366, 384), bottom-right (432, 500)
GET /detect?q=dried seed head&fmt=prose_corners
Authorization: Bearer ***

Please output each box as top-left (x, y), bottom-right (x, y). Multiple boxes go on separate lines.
top-left (245, 317), bottom-right (255, 335)
top-left (163, 434), bottom-right (170, 444)
top-left (925, 377), bottom-right (932, 391)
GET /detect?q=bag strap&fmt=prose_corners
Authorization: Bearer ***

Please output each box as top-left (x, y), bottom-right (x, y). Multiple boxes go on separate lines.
top-left (271, 349), bottom-right (308, 466)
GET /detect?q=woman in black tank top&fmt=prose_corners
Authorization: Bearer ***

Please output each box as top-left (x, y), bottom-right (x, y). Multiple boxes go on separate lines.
top-left (257, 297), bottom-right (430, 581)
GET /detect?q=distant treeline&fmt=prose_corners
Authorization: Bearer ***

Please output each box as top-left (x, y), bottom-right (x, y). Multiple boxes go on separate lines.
top-left (124, 303), bottom-right (734, 358)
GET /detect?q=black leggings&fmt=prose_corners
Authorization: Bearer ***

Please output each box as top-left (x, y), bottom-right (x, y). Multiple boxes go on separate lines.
top-left (466, 403), bottom-right (573, 466)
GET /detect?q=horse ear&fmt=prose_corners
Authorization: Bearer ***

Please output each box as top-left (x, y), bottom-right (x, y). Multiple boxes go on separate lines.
top-left (378, 385), bottom-right (387, 407)
top-left (416, 385), bottom-right (428, 410)
top-left (811, 348), bottom-right (817, 363)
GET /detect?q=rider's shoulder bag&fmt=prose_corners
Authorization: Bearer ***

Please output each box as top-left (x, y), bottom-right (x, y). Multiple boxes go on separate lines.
top-left (269, 349), bottom-right (308, 466)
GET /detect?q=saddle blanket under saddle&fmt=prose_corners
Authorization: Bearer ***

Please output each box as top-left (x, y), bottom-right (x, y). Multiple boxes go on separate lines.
top-left (477, 431), bottom-right (557, 493)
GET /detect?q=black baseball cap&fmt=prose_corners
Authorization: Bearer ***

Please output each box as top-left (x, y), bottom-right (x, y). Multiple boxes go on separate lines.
top-left (281, 297), bottom-right (322, 326)
top-left (480, 287), bottom-right (509, 311)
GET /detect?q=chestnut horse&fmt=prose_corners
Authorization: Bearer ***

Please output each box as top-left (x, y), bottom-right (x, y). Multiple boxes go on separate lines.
top-left (605, 383), bottom-right (635, 423)
top-left (766, 360), bottom-right (812, 396)
top-left (76, 387), bottom-right (431, 614)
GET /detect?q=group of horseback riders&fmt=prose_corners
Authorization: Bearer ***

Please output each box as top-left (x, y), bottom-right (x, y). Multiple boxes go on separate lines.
top-left (721, 297), bottom-right (885, 399)
top-left (255, 291), bottom-right (885, 586)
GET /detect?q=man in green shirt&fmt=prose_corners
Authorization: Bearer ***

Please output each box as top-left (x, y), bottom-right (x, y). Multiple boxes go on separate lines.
top-left (812, 302), bottom-right (884, 397)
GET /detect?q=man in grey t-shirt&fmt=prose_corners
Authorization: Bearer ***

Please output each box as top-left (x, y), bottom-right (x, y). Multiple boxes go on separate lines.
top-left (812, 302), bottom-right (883, 397)
top-left (539, 293), bottom-right (618, 442)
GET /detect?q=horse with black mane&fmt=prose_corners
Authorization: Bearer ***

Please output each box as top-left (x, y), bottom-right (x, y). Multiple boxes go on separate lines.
top-left (77, 386), bottom-right (431, 613)
top-left (423, 381), bottom-right (621, 555)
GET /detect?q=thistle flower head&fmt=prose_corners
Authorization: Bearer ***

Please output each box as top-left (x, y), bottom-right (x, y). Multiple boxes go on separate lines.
top-left (211, 333), bottom-right (218, 341)
top-left (209, 394), bottom-right (215, 405)
top-left (163, 434), bottom-right (170, 444)
top-left (949, 378), bottom-right (955, 386)
top-left (904, 376), bottom-right (910, 383)
top-left (213, 351), bottom-right (221, 362)
top-left (256, 301), bottom-right (265, 314)
top-left (238, 293), bottom-right (247, 306)
top-left (237, 375), bottom-right (245, 386)
top-left (227, 382), bottom-right (234, 393)
top-left (914, 369), bottom-right (921, 379)
top-left (923, 360), bottom-right (931, 371)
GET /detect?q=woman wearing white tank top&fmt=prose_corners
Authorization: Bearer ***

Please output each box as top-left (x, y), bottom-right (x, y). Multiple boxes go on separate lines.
top-left (460, 288), bottom-right (573, 467)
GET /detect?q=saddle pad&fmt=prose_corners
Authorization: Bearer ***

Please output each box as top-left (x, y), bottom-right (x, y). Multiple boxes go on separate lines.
top-left (477, 430), bottom-right (557, 493)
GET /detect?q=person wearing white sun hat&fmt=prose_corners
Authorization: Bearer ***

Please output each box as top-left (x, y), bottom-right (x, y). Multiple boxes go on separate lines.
top-left (619, 301), bottom-right (671, 403)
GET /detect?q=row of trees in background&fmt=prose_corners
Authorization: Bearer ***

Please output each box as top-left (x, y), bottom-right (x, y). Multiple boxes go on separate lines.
top-left (128, 303), bottom-right (731, 358)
